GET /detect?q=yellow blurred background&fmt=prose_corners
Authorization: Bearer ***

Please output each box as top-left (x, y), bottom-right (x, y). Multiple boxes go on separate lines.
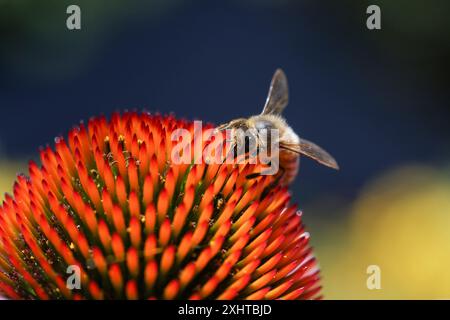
top-left (306, 164), bottom-right (450, 299)
top-left (0, 160), bottom-right (27, 202)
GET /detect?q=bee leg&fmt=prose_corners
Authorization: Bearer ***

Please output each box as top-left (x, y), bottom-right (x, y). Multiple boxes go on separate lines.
top-left (246, 165), bottom-right (285, 182)
top-left (246, 172), bottom-right (261, 180)
top-left (261, 166), bottom-right (286, 197)
top-left (272, 165), bottom-right (286, 185)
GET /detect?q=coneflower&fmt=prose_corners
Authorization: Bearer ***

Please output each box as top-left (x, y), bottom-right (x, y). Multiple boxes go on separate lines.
top-left (0, 112), bottom-right (321, 300)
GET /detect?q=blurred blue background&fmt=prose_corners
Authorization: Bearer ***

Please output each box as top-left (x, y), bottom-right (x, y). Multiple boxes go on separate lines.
top-left (1, 0), bottom-right (450, 298)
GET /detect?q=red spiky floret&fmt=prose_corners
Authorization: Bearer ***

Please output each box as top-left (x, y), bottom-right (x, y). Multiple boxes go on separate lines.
top-left (0, 112), bottom-right (321, 300)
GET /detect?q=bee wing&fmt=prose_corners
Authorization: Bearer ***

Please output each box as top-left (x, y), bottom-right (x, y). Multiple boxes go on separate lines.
top-left (280, 139), bottom-right (339, 170)
top-left (261, 69), bottom-right (289, 115)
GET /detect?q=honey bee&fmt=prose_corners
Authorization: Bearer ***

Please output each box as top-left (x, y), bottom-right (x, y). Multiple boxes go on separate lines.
top-left (216, 68), bottom-right (339, 185)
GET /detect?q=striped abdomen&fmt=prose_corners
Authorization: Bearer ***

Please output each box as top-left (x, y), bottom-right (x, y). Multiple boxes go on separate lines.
top-left (278, 150), bottom-right (300, 185)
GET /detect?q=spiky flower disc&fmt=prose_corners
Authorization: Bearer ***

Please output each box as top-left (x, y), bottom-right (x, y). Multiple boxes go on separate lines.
top-left (0, 112), bottom-right (320, 300)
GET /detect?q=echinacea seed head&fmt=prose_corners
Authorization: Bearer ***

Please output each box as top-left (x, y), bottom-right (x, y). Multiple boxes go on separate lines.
top-left (0, 112), bottom-right (321, 300)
